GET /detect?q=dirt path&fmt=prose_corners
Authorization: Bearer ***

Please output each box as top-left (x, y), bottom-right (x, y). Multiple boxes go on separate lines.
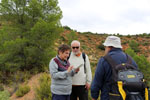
top-left (10, 73), bottom-right (42, 100)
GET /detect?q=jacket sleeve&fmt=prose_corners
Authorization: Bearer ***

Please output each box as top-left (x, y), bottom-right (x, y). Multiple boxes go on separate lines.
top-left (85, 55), bottom-right (92, 84)
top-left (49, 58), bottom-right (68, 79)
top-left (69, 69), bottom-right (76, 76)
top-left (91, 58), bottom-right (105, 99)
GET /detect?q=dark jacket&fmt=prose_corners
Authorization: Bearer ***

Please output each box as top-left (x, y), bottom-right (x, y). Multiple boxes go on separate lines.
top-left (91, 48), bottom-right (138, 100)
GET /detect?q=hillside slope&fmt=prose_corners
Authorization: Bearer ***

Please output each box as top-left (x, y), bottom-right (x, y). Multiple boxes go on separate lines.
top-left (58, 30), bottom-right (150, 65)
top-left (7, 30), bottom-right (150, 99)
top-left (10, 73), bottom-right (42, 100)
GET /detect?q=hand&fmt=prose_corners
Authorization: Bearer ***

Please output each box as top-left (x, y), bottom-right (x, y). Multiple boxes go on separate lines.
top-left (67, 66), bottom-right (73, 72)
top-left (85, 83), bottom-right (91, 90)
top-left (75, 67), bottom-right (80, 73)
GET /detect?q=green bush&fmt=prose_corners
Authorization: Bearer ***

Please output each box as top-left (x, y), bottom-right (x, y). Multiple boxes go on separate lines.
top-left (142, 42), bottom-right (149, 46)
top-left (60, 36), bottom-right (66, 41)
top-left (97, 44), bottom-right (105, 50)
top-left (129, 40), bottom-right (140, 53)
top-left (122, 40), bottom-right (129, 45)
top-left (16, 85), bottom-right (30, 97)
top-left (63, 26), bottom-right (72, 30)
top-left (0, 90), bottom-right (10, 100)
top-left (35, 73), bottom-right (51, 100)
top-left (139, 33), bottom-right (148, 37)
top-left (81, 45), bottom-right (87, 50)
top-left (66, 31), bottom-right (78, 45)
top-left (125, 48), bottom-right (136, 57)
top-left (0, 84), bottom-right (4, 91)
top-left (82, 31), bottom-right (93, 34)
top-left (127, 34), bottom-right (131, 38)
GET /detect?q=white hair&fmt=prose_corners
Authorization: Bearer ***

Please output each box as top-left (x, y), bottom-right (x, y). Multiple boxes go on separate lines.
top-left (71, 40), bottom-right (80, 46)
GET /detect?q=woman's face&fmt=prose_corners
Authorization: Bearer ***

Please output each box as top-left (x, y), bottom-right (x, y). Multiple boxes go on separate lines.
top-left (59, 50), bottom-right (70, 61)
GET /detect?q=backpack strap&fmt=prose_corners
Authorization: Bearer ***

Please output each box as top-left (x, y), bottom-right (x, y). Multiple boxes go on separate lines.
top-left (126, 54), bottom-right (132, 64)
top-left (145, 88), bottom-right (149, 100)
top-left (82, 52), bottom-right (86, 73)
top-left (103, 54), bottom-right (117, 68)
top-left (104, 54), bottom-right (133, 68)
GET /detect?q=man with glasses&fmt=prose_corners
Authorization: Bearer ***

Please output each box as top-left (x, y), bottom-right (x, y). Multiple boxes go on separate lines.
top-left (69, 40), bottom-right (92, 100)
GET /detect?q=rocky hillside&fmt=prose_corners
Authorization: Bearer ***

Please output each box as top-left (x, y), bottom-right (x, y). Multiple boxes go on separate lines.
top-left (57, 29), bottom-right (150, 66)
top-left (7, 29), bottom-right (150, 100)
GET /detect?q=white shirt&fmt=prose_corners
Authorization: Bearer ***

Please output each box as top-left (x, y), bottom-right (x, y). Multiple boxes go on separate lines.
top-left (69, 52), bottom-right (92, 85)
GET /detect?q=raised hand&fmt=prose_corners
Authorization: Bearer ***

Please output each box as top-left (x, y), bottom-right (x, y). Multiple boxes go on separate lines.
top-left (67, 66), bottom-right (73, 72)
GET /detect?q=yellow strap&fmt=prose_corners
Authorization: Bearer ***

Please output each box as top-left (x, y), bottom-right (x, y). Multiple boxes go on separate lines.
top-left (109, 93), bottom-right (120, 96)
top-left (145, 88), bottom-right (149, 100)
top-left (118, 81), bottom-right (126, 100)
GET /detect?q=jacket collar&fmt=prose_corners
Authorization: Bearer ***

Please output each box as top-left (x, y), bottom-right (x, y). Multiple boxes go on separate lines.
top-left (109, 48), bottom-right (122, 53)
top-left (56, 55), bottom-right (68, 66)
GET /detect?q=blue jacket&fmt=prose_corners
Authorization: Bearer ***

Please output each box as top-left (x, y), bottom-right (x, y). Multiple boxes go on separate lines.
top-left (91, 48), bottom-right (137, 100)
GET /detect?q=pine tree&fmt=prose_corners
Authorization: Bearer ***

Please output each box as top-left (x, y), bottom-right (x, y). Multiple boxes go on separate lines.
top-left (0, 0), bottom-right (63, 83)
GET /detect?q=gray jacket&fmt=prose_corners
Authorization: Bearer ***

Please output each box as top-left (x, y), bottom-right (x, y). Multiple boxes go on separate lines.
top-left (49, 56), bottom-right (76, 95)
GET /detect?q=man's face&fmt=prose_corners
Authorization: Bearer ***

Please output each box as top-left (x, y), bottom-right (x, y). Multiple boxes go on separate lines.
top-left (71, 42), bottom-right (80, 55)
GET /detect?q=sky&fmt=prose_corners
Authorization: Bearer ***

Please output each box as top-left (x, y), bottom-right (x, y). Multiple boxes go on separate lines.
top-left (58, 0), bottom-right (150, 35)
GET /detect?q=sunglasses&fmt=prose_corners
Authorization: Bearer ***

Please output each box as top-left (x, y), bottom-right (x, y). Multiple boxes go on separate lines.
top-left (72, 46), bottom-right (79, 49)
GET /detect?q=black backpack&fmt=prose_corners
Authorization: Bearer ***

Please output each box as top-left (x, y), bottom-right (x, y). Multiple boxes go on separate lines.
top-left (104, 54), bottom-right (149, 100)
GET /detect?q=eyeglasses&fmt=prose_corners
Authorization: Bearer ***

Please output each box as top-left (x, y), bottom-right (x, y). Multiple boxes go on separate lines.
top-left (72, 46), bottom-right (79, 49)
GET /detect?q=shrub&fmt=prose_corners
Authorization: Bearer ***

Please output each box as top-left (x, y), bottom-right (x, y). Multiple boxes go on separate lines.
top-left (122, 40), bottom-right (129, 45)
top-left (127, 34), bottom-right (131, 38)
top-left (63, 26), bottom-right (72, 30)
top-left (82, 31), bottom-right (93, 34)
top-left (35, 73), bottom-right (51, 100)
top-left (66, 31), bottom-right (77, 45)
top-left (125, 48), bottom-right (136, 57)
top-left (82, 45), bottom-right (87, 50)
top-left (60, 36), bottom-right (66, 41)
top-left (129, 40), bottom-right (140, 53)
top-left (0, 90), bottom-right (10, 100)
top-left (97, 44), bottom-right (105, 50)
top-left (16, 85), bottom-right (30, 97)
top-left (142, 42), bottom-right (149, 46)
top-left (0, 84), bottom-right (4, 91)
